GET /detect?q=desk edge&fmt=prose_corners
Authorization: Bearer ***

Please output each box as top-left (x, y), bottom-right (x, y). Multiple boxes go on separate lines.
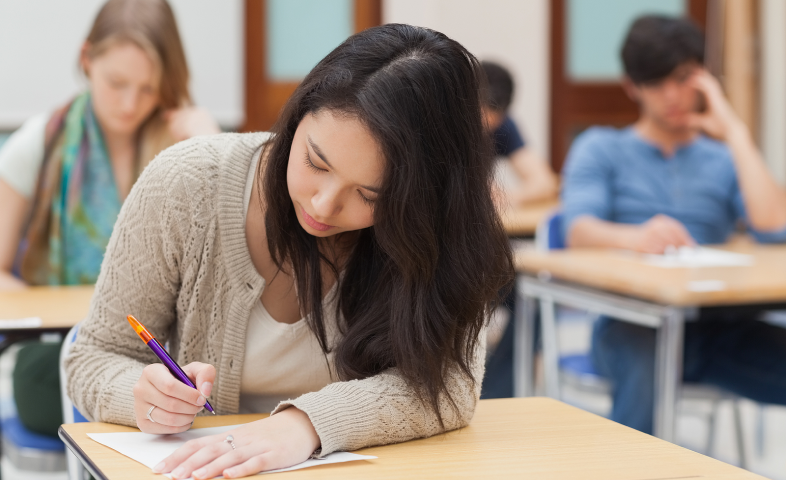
top-left (58, 425), bottom-right (109, 480)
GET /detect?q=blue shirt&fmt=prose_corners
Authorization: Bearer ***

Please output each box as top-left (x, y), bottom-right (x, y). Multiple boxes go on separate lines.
top-left (561, 126), bottom-right (786, 245)
top-left (493, 116), bottom-right (526, 157)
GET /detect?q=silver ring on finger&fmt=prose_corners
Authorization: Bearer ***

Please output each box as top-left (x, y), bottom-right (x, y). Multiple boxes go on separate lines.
top-left (147, 405), bottom-right (158, 424)
top-left (225, 435), bottom-right (236, 450)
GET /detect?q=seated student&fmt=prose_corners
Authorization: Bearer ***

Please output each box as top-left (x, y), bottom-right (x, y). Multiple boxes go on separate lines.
top-left (0, 0), bottom-right (219, 437)
top-left (562, 15), bottom-right (786, 434)
top-left (481, 61), bottom-right (558, 206)
top-left (0, 0), bottom-right (219, 290)
top-left (65, 24), bottom-right (514, 478)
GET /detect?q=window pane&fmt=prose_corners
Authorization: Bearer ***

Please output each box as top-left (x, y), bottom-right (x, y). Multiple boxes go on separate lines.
top-left (567, 0), bottom-right (686, 82)
top-left (267, 0), bottom-right (353, 81)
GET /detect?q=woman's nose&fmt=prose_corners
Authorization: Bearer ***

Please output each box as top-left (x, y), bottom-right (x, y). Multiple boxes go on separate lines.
top-left (312, 186), bottom-right (342, 218)
top-left (121, 90), bottom-right (140, 114)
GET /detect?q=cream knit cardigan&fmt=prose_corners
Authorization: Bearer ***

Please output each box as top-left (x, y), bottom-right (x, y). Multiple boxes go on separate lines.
top-left (65, 133), bottom-right (486, 455)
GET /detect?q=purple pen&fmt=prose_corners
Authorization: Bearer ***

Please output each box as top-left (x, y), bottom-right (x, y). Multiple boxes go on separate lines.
top-left (127, 315), bottom-right (215, 414)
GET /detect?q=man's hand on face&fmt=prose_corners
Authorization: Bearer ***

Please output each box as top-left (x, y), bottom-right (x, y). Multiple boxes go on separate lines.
top-left (629, 214), bottom-right (696, 254)
top-left (685, 69), bottom-right (746, 141)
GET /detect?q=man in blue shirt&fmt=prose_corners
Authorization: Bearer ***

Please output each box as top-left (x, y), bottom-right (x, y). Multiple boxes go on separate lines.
top-left (562, 16), bottom-right (786, 434)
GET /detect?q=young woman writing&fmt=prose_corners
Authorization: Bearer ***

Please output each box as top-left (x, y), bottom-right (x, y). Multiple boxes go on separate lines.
top-left (66, 24), bottom-right (513, 478)
top-left (0, 0), bottom-right (219, 290)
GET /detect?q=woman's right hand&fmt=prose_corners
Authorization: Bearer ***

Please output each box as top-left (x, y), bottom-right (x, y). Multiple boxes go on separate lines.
top-left (133, 362), bottom-right (216, 434)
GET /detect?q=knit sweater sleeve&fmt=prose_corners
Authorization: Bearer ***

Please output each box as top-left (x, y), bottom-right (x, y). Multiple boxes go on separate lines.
top-left (272, 327), bottom-right (487, 455)
top-left (64, 142), bottom-right (204, 426)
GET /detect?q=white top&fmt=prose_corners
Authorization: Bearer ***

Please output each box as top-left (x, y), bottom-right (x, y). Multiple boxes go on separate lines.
top-left (238, 146), bottom-right (338, 413)
top-left (0, 113), bottom-right (48, 198)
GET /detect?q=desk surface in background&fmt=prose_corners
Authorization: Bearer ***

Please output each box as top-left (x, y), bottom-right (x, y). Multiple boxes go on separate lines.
top-left (60, 397), bottom-right (763, 480)
top-left (516, 243), bottom-right (786, 307)
top-left (501, 199), bottom-right (559, 236)
top-left (0, 285), bottom-right (94, 329)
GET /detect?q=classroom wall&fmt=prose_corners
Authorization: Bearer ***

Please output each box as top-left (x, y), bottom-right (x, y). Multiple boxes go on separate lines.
top-left (0, 0), bottom-right (244, 130)
top-left (383, 0), bottom-right (551, 159)
top-left (760, 0), bottom-right (786, 185)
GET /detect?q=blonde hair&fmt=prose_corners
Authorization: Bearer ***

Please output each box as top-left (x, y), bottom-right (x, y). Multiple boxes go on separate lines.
top-left (83, 0), bottom-right (191, 169)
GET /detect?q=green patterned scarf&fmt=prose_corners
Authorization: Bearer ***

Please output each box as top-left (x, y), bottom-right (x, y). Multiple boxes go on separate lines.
top-left (20, 92), bottom-right (123, 285)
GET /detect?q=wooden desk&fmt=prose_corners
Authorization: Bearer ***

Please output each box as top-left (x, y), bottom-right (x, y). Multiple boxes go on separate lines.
top-left (0, 285), bottom-right (94, 330)
top-left (59, 397), bottom-right (763, 480)
top-left (513, 243), bottom-right (786, 442)
top-left (516, 243), bottom-right (786, 307)
top-left (501, 199), bottom-right (559, 236)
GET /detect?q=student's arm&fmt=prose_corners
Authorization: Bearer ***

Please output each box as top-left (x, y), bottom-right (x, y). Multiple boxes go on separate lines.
top-left (507, 147), bottom-right (558, 205)
top-left (0, 114), bottom-right (49, 289)
top-left (562, 129), bottom-right (695, 252)
top-left (272, 327), bottom-right (488, 456)
top-left (569, 215), bottom-right (695, 253)
top-left (0, 180), bottom-right (28, 290)
top-left (64, 145), bottom-right (201, 429)
top-left (688, 70), bottom-right (786, 232)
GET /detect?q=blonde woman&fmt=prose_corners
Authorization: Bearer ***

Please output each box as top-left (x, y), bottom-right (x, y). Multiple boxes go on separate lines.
top-left (0, 0), bottom-right (219, 439)
top-left (0, 0), bottom-right (219, 291)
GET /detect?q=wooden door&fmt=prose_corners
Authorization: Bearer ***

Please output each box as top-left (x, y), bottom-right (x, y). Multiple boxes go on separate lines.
top-left (550, 0), bottom-right (708, 172)
top-left (243, 0), bottom-right (382, 132)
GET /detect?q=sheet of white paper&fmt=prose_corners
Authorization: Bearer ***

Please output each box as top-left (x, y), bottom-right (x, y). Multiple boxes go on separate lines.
top-left (87, 425), bottom-right (376, 478)
top-left (643, 247), bottom-right (754, 268)
top-left (0, 317), bottom-right (42, 328)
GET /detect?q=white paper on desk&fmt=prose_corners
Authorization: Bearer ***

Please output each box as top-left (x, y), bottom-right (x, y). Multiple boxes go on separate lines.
top-left (87, 425), bottom-right (376, 478)
top-left (643, 247), bottom-right (754, 268)
top-left (0, 317), bottom-right (42, 328)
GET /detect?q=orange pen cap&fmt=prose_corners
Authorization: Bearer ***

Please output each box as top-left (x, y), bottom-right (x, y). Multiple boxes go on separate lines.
top-left (127, 315), bottom-right (155, 344)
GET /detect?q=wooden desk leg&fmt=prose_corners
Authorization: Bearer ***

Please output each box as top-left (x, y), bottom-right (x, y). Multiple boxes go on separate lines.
top-left (653, 307), bottom-right (685, 442)
top-left (514, 276), bottom-right (537, 397)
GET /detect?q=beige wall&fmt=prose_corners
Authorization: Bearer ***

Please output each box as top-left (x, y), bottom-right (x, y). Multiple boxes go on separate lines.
top-left (383, 0), bottom-right (551, 159)
top-left (760, 0), bottom-right (786, 185)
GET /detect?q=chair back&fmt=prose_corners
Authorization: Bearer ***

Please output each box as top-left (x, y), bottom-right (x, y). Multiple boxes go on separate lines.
top-left (59, 324), bottom-right (88, 424)
top-left (535, 211), bottom-right (565, 251)
top-left (59, 323), bottom-right (88, 480)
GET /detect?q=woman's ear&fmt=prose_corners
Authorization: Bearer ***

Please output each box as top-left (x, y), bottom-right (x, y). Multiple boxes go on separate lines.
top-left (79, 41), bottom-right (92, 77)
top-left (621, 76), bottom-right (640, 103)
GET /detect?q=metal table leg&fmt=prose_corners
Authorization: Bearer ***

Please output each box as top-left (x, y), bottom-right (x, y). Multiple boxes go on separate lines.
top-left (514, 276), bottom-right (536, 397)
top-left (654, 307), bottom-right (685, 442)
top-left (539, 295), bottom-right (560, 399)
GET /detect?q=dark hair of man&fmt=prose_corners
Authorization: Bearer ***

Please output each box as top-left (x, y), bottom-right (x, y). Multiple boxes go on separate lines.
top-left (261, 24), bottom-right (514, 425)
top-left (480, 61), bottom-right (514, 112)
top-left (621, 15), bottom-right (704, 84)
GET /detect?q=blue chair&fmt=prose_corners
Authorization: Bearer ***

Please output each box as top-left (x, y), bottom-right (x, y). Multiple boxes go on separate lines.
top-left (60, 324), bottom-right (89, 479)
top-left (536, 212), bottom-right (747, 466)
top-left (2, 337), bottom-right (68, 473)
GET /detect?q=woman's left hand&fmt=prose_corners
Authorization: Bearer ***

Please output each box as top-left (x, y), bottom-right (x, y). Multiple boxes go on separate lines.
top-left (165, 106), bottom-right (221, 142)
top-left (154, 407), bottom-right (320, 479)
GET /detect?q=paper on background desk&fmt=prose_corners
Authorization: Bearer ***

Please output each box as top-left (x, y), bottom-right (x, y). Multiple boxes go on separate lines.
top-left (87, 425), bottom-right (376, 478)
top-left (0, 317), bottom-right (42, 328)
top-left (642, 247), bottom-right (754, 268)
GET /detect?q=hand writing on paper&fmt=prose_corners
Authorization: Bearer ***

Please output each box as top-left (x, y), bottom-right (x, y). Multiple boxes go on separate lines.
top-left (153, 407), bottom-right (320, 479)
top-left (629, 214), bottom-right (696, 254)
top-left (133, 361), bottom-right (215, 434)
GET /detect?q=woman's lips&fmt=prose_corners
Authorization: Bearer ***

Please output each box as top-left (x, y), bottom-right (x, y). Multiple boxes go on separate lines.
top-left (301, 207), bottom-right (334, 231)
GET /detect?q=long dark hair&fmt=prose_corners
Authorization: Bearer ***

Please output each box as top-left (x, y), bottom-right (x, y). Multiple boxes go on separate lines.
top-left (262, 24), bottom-right (513, 424)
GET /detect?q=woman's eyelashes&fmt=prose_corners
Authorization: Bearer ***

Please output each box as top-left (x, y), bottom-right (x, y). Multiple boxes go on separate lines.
top-left (304, 152), bottom-right (326, 173)
top-left (358, 191), bottom-right (376, 206)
